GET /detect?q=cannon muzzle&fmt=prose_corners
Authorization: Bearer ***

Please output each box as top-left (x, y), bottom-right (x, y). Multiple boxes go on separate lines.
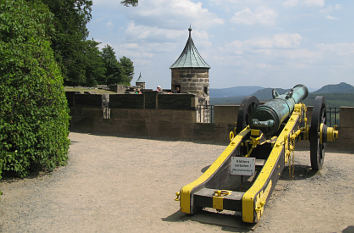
top-left (250, 84), bottom-right (308, 137)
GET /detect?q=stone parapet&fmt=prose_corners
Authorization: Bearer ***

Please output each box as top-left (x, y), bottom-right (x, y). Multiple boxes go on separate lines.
top-left (67, 94), bottom-right (354, 152)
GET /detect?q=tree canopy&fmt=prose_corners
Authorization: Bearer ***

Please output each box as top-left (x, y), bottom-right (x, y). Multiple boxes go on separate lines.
top-left (101, 45), bottom-right (134, 86)
top-left (121, 0), bottom-right (138, 7)
top-left (39, 0), bottom-right (136, 86)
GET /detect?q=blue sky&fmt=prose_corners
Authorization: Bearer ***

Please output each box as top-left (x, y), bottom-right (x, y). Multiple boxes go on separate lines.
top-left (88, 0), bottom-right (354, 89)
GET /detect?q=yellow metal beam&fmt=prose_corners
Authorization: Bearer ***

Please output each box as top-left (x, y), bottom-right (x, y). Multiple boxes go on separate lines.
top-left (179, 127), bottom-right (250, 214)
top-left (242, 104), bottom-right (305, 223)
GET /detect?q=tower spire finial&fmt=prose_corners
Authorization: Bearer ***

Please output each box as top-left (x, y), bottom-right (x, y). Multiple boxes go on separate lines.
top-left (188, 25), bottom-right (192, 37)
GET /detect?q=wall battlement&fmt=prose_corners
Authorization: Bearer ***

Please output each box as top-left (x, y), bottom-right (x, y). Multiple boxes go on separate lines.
top-left (66, 92), bottom-right (354, 152)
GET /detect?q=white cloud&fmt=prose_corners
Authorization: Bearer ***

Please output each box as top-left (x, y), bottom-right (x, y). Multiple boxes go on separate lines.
top-left (93, 0), bottom-right (223, 30)
top-left (326, 15), bottom-right (337, 20)
top-left (320, 4), bottom-right (342, 20)
top-left (92, 0), bottom-right (220, 67)
top-left (303, 0), bottom-right (325, 7)
top-left (93, 0), bottom-right (124, 7)
top-left (283, 0), bottom-right (299, 7)
top-left (283, 0), bottom-right (325, 7)
top-left (128, 0), bottom-right (224, 30)
top-left (106, 21), bottom-right (113, 28)
top-left (320, 4), bottom-right (341, 13)
top-left (272, 34), bottom-right (303, 48)
top-left (230, 7), bottom-right (277, 26)
top-left (209, 33), bottom-right (323, 70)
top-left (229, 33), bottom-right (303, 50)
top-left (125, 22), bottom-right (185, 42)
top-left (317, 43), bottom-right (354, 56)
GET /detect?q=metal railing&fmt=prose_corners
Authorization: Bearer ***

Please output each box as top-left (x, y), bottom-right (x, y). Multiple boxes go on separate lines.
top-left (326, 107), bottom-right (340, 127)
top-left (197, 105), bottom-right (214, 123)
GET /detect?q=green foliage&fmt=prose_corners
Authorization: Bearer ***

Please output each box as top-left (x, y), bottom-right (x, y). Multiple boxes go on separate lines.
top-left (40, 0), bottom-right (137, 86)
top-left (119, 56), bottom-right (134, 85)
top-left (0, 0), bottom-right (70, 178)
top-left (83, 40), bottom-right (106, 86)
top-left (121, 0), bottom-right (138, 7)
top-left (101, 45), bottom-right (134, 86)
top-left (36, 0), bottom-right (136, 87)
top-left (41, 0), bottom-right (93, 85)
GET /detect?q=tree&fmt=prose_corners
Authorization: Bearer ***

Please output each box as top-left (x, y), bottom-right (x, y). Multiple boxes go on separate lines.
top-left (121, 0), bottom-right (138, 7)
top-left (101, 45), bottom-right (121, 85)
top-left (83, 40), bottom-right (106, 86)
top-left (40, 0), bottom-right (93, 86)
top-left (0, 0), bottom-right (70, 178)
top-left (39, 0), bottom-right (138, 86)
top-left (120, 56), bottom-right (134, 86)
top-left (101, 45), bottom-right (134, 86)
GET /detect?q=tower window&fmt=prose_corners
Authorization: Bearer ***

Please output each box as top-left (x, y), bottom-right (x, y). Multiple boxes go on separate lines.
top-left (204, 86), bottom-right (208, 95)
top-left (175, 85), bottom-right (181, 93)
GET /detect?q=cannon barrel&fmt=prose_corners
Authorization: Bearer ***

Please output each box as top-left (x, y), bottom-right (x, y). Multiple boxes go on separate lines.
top-left (250, 84), bottom-right (308, 137)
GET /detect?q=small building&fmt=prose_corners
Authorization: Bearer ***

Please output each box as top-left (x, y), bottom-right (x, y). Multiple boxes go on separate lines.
top-left (135, 72), bottom-right (146, 89)
top-left (170, 26), bottom-right (210, 106)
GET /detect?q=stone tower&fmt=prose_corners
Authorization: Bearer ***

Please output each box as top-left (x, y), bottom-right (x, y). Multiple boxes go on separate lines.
top-left (170, 26), bottom-right (210, 105)
top-left (135, 72), bottom-right (145, 89)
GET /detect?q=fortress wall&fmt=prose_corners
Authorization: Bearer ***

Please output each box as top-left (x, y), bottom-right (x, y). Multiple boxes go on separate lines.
top-left (67, 93), bottom-right (354, 151)
top-left (214, 105), bottom-right (239, 124)
top-left (68, 93), bottom-right (199, 139)
top-left (337, 107), bottom-right (354, 151)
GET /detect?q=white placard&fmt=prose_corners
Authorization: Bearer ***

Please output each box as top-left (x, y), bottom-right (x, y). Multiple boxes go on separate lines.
top-left (230, 157), bottom-right (255, 176)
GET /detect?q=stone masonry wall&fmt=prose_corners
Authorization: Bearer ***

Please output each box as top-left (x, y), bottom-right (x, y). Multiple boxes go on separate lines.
top-left (171, 68), bottom-right (209, 105)
top-left (67, 93), bottom-right (354, 151)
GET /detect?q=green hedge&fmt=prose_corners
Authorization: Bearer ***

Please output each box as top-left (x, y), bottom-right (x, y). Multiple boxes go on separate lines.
top-left (0, 0), bottom-right (70, 178)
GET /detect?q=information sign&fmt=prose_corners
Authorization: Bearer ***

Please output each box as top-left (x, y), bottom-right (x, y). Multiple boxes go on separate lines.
top-left (230, 157), bottom-right (255, 176)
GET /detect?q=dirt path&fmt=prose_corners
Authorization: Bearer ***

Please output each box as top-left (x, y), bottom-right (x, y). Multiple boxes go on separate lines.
top-left (0, 132), bottom-right (353, 233)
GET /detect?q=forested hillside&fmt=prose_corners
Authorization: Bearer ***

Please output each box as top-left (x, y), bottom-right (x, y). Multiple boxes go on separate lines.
top-left (211, 83), bottom-right (354, 107)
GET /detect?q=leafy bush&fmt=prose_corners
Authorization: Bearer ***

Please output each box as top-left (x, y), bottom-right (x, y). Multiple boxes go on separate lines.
top-left (0, 0), bottom-right (70, 178)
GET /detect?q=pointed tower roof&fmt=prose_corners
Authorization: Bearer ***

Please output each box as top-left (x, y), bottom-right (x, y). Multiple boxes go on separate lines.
top-left (136, 72), bottom-right (144, 82)
top-left (170, 26), bottom-right (210, 69)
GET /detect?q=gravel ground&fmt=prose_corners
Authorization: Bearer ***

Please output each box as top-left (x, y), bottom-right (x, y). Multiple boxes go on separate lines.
top-left (0, 132), bottom-right (353, 233)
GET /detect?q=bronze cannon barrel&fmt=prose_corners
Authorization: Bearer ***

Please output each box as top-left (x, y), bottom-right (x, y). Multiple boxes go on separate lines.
top-left (250, 84), bottom-right (308, 137)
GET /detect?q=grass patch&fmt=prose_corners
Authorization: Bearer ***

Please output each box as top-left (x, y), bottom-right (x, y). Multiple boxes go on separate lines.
top-left (64, 86), bottom-right (116, 94)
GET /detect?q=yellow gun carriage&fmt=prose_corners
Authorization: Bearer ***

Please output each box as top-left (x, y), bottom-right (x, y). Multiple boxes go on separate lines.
top-left (175, 84), bottom-right (338, 223)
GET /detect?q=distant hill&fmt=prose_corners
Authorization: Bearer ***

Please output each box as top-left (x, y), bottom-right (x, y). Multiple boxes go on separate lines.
top-left (210, 82), bottom-right (354, 107)
top-left (210, 86), bottom-right (263, 98)
top-left (251, 88), bottom-right (288, 101)
top-left (313, 82), bottom-right (354, 94)
top-left (210, 96), bottom-right (244, 105)
top-left (304, 93), bottom-right (354, 107)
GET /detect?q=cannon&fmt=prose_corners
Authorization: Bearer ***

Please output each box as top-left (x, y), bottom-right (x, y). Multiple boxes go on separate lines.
top-left (249, 84), bottom-right (308, 137)
top-left (175, 84), bottom-right (338, 223)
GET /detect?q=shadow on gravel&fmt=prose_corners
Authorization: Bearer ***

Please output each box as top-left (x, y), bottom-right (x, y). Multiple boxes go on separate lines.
top-left (162, 210), bottom-right (253, 232)
top-left (343, 226), bottom-right (354, 233)
top-left (0, 170), bottom-right (50, 183)
top-left (280, 164), bottom-right (317, 180)
top-left (70, 130), bottom-right (229, 146)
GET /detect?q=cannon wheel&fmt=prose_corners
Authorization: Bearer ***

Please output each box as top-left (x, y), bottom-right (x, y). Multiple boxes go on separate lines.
top-left (309, 96), bottom-right (326, 170)
top-left (236, 96), bottom-right (259, 134)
